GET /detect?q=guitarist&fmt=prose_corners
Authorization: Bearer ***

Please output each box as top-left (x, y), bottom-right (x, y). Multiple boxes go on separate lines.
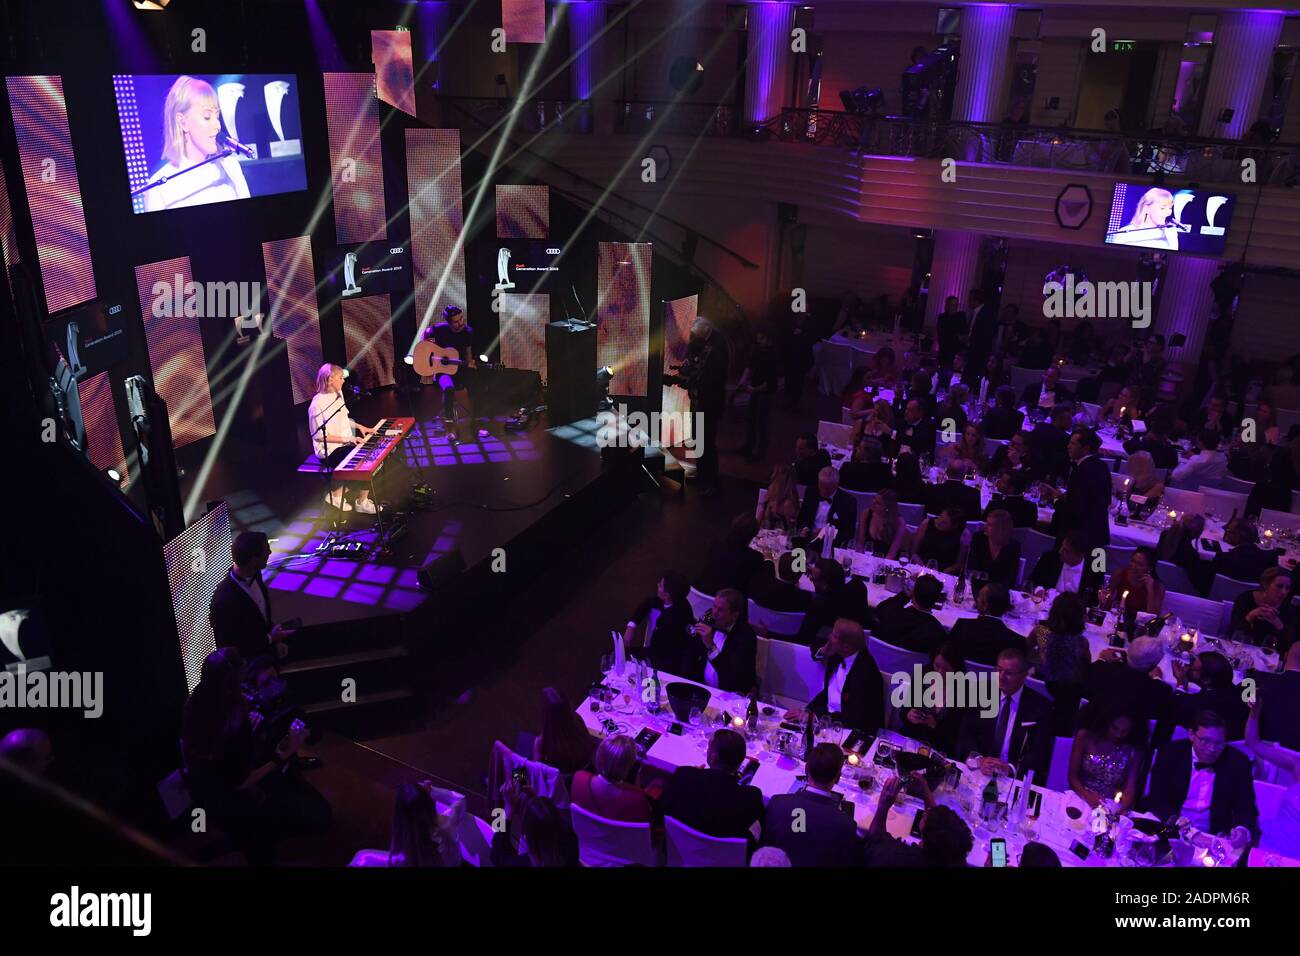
top-left (421, 305), bottom-right (482, 441)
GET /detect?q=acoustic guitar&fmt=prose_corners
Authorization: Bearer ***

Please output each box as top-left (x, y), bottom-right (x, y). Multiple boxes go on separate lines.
top-left (411, 340), bottom-right (502, 377)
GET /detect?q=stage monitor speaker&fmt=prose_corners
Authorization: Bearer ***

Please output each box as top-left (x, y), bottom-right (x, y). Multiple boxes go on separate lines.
top-left (418, 548), bottom-right (466, 592)
top-left (545, 320), bottom-right (598, 426)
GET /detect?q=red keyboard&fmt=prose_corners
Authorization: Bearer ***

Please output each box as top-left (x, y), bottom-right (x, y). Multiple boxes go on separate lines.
top-left (331, 417), bottom-right (415, 482)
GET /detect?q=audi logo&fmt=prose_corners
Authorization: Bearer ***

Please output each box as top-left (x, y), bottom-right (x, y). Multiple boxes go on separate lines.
top-left (389, 247), bottom-right (404, 255)
top-left (107, 304), bottom-right (123, 315)
top-left (546, 247), bottom-right (561, 255)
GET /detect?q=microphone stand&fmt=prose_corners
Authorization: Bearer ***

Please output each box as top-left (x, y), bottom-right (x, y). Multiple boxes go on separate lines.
top-left (131, 147), bottom-right (238, 199)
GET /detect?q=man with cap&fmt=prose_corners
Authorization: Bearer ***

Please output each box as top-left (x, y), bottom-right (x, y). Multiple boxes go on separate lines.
top-left (421, 304), bottom-right (485, 441)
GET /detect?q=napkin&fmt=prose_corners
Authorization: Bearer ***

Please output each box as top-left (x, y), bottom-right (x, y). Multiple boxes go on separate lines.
top-left (612, 630), bottom-right (626, 676)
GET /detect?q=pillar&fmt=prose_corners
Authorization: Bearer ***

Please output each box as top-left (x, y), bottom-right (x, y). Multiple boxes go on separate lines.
top-left (1198, 10), bottom-right (1285, 140)
top-left (950, 3), bottom-right (1016, 124)
top-left (743, 2), bottom-right (795, 126)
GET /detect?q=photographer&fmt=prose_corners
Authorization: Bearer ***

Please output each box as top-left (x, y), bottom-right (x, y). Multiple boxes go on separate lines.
top-left (665, 317), bottom-right (729, 494)
top-left (180, 647), bottom-right (331, 862)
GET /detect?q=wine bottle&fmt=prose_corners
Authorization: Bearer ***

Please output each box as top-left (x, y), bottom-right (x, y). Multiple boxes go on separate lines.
top-left (804, 711), bottom-right (817, 758)
top-left (1144, 612), bottom-right (1173, 637)
top-left (981, 772), bottom-right (1000, 821)
top-left (746, 690), bottom-right (759, 734)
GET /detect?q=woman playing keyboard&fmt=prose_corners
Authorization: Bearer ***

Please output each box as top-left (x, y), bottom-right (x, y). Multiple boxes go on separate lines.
top-left (308, 363), bottom-right (378, 514)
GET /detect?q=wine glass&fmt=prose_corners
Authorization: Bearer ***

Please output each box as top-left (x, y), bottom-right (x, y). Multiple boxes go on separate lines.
top-left (688, 705), bottom-right (704, 731)
top-left (600, 653), bottom-right (613, 677)
top-left (966, 751), bottom-right (981, 772)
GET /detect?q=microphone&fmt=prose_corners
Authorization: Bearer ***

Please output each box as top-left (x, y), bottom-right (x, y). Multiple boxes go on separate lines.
top-left (220, 133), bottom-right (255, 158)
top-left (1164, 215), bottom-right (1192, 233)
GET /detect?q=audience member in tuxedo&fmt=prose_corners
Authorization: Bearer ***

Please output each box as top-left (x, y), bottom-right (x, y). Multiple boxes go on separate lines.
top-left (934, 384), bottom-right (970, 437)
top-left (839, 435), bottom-right (894, 492)
top-left (1067, 699), bottom-right (1147, 813)
top-left (691, 589), bottom-right (758, 694)
top-left (209, 532), bottom-right (297, 663)
top-left (895, 399), bottom-right (937, 459)
top-left (966, 509), bottom-right (1022, 589)
top-left (1207, 522), bottom-right (1278, 595)
top-left (854, 488), bottom-right (909, 560)
top-left (891, 452), bottom-right (929, 505)
top-left (1085, 635), bottom-right (1174, 730)
top-left (1122, 411), bottom-right (1179, 471)
top-left (801, 619), bottom-right (883, 735)
top-left (966, 288), bottom-right (998, 368)
top-left (935, 349), bottom-right (970, 395)
top-left (1171, 651), bottom-right (1249, 740)
top-left (1027, 592), bottom-right (1091, 731)
top-left (1192, 395), bottom-right (1236, 442)
top-left (985, 429), bottom-right (1037, 483)
top-left (749, 552), bottom-right (814, 614)
top-left (985, 469), bottom-right (1039, 529)
top-left (1155, 513), bottom-right (1208, 594)
top-left (926, 461), bottom-right (982, 520)
top-left (949, 584), bottom-right (1027, 666)
top-left (936, 295), bottom-right (968, 367)
top-left (978, 352), bottom-right (1010, 397)
top-left (1250, 643), bottom-right (1300, 750)
top-left (1028, 405), bottom-right (1075, 484)
top-left (180, 647), bottom-right (330, 862)
top-left (1230, 567), bottom-right (1295, 653)
top-left (1169, 428), bottom-right (1229, 490)
top-left (758, 463), bottom-right (801, 531)
top-left (874, 575), bottom-right (948, 655)
top-left (912, 506), bottom-right (971, 575)
top-left (1043, 427), bottom-right (1112, 552)
top-left (762, 744), bottom-right (861, 867)
top-left (793, 432), bottom-right (832, 487)
top-left (623, 571), bottom-right (697, 678)
top-left (352, 780), bottom-right (466, 867)
top-left (900, 642), bottom-right (968, 756)
top-left (1028, 534), bottom-right (1103, 595)
top-left (956, 646), bottom-right (1053, 780)
top-left (794, 560), bottom-right (877, 649)
top-left (865, 773), bottom-right (972, 867)
top-left (659, 729), bottom-right (764, 841)
top-left (571, 735), bottom-right (662, 823)
top-left (697, 513), bottom-right (764, 595)
top-left (1144, 710), bottom-right (1258, 838)
top-left (534, 687), bottom-right (596, 778)
top-left (491, 782), bottom-right (579, 867)
top-left (1102, 546), bottom-right (1166, 615)
top-left (1020, 366), bottom-right (1075, 410)
top-left (796, 466), bottom-right (858, 548)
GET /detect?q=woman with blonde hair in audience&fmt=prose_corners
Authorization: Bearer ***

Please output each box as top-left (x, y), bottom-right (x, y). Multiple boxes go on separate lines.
top-left (852, 398), bottom-right (895, 444)
top-left (1123, 450), bottom-right (1165, 501)
top-left (758, 463), bottom-right (802, 530)
top-left (855, 488), bottom-right (908, 559)
top-left (939, 422), bottom-right (987, 475)
top-left (571, 735), bottom-right (662, 823)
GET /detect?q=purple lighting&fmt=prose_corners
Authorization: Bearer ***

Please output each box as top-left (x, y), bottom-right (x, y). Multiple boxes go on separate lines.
top-left (566, 1), bottom-right (604, 101)
top-left (102, 0), bottom-right (159, 71)
top-left (304, 0), bottom-right (348, 72)
top-left (950, 4), bottom-right (1015, 124)
top-left (743, 1), bottom-right (794, 125)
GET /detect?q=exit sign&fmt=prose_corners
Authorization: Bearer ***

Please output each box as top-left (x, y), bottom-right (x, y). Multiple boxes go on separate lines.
top-left (1113, 40), bottom-right (1136, 52)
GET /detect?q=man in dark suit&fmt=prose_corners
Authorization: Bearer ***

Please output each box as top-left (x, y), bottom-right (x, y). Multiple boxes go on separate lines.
top-left (935, 295), bottom-right (967, 367)
top-left (690, 589), bottom-right (758, 694)
top-left (926, 463), bottom-right (981, 519)
top-left (1144, 710), bottom-right (1258, 837)
top-left (1028, 534), bottom-right (1104, 595)
top-left (660, 729), bottom-right (764, 841)
top-left (985, 469), bottom-right (1039, 528)
top-left (873, 575), bottom-right (947, 656)
top-left (1019, 366), bottom-right (1075, 410)
top-left (209, 531), bottom-right (294, 662)
top-left (1251, 644), bottom-right (1300, 749)
top-left (761, 743), bottom-right (861, 867)
top-left (1028, 405), bottom-right (1074, 483)
top-left (956, 646), bottom-right (1052, 779)
top-left (748, 552), bottom-right (814, 614)
top-left (1122, 412), bottom-right (1179, 471)
top-left (966, 288), bottom-right (999, 369)
top-left (838, 436), bottom-right (894, 492)
top-left (1084, 636), bottom-right (1174, 728)
top-left (981, 385), bottom-right (1025, 441)
top-left (895, 399), bottom-right (937, 459)
top-left (1045, 427), bottom-right (1112, 553)
top-left (793, 433), bottom-right (833, 487)
top-left (1171, 652), bottom-right (1249, 740)
top-left (796, 467), bottom-right (858, 548)
top-left (948, 584), bottom-right (1027, 666)
top-left (1206, 523), bottom-right (1278, 593)
top-left (805, 619), bottom-right (883, 734)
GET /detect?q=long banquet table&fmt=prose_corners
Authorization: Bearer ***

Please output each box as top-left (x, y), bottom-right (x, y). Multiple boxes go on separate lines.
top-left (578, 666), bottom-right (1247, 867)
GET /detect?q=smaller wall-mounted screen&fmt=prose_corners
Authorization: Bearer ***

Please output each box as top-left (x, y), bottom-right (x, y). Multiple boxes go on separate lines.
top-left (1103, 183), bottom-right (1235, 256)
top-left (114, 73), bottom-right (308, 214)
top-left (326, 242), bottom-right (412, 301)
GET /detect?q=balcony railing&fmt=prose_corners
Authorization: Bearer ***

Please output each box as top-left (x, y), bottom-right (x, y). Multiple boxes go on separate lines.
top-left (761, 108), bottom-right (1300, 186)
top-left (615, 100), bottom-right (737, 137)
top-left (441, 96), bottom-right (594, 135)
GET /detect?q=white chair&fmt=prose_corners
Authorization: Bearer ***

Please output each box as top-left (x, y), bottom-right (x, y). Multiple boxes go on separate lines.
top-left (763, 638), bottom-right (826, 707)
top-left (1009, 366), bottom-right (1039, 399)
top-left (1105, 545), bottom-right (1136, 571)
top-left (1214, 475), bottom-right (1255, 496)
top-left (1025, 675), bottom-right (1053, 702)
top-left (817, 420), bottom-right (854, 449)
top-left (1255, 780), bottom-right (1287, 824)
top-left (664, 815), bottom-right (748, 867)
top-left (747, 600), bottom-right (805, 639)
top-left (1046, 735), bottom-right (1075, 793)
top-left (687, 586), bottom-right (715, 620)
top-left (1260, 508), bottom-right (1300, 532)
top-left (459, 813), bottom-right (496, 867)
top-left (842, 488), bottom-right (875, 514)
top-left (814, 341), bottom-right (854, 397)
top-left (1162, 488), bottom-right (1205, 516)
top-left (1157, 561), bottom-right (1198, 596)
top-left (984, 437), bottom-right (1008, 457)
top-left (570, 803), bottom-right (657, 867)
top-left (840, 406), bottom-right (855, 426)
top-left (898, 502), bottom-right (926, 526)
top-left (1218, 600), bottom-right (1235, 638)
top-left (1198, 486), bottom-right (1248, 521)
top-left (1163, 591), bottom-right (1225, 636)
top-left (1080, 402), bottom-right (1101, 423)
top-left (1014, 528), bottom-right (1056, 576)
top-left (868, 635), bottom-right (930, 676)
top-left (1015, 556), bottom-right (1027, 589)
top-left (1208, 574), bottom-right (1257, 603)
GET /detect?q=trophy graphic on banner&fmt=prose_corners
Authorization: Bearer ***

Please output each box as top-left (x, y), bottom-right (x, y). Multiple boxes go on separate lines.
top-left (264, 80), bottom-right (301, 157)
top-left (342, 251), bottom-right (363, 297)
top-left (495, 247), bottom-right (516, 291)
top-left (66, 322), bottom-right (87, 378)
top-left (216, 82), bottom-right (251, 159)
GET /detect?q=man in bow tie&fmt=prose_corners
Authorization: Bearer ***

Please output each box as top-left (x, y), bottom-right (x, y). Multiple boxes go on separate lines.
top-left (1144, 710), bottom-right (1258, 838)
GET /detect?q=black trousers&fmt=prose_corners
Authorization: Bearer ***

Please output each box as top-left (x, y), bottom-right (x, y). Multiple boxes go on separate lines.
top-left (694, 401), bottom-right (721, 488)
top-left (744, 391), bottom-right (773, 458)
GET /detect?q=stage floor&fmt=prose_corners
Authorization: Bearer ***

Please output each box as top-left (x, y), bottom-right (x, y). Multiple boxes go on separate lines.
top-left (179, 388), bottom-right (606, 627)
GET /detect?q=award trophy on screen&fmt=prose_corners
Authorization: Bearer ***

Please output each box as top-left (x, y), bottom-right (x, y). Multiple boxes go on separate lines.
top-left (495, 247), bottom-right (516, 291)
top-left (66, 322), bottom-right (87, 378)
top-left (342, 252), bottom-right (363, 297)
top-left (216, 82), bottom-right (250, 159)
top-left (264, 80), bottom-right (301, 157)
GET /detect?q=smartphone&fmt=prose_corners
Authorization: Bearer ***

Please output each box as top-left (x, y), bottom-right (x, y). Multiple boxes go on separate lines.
top-left (909, 808), bottom-right (925, 838)
top-left (1069, 840), bottom-right (1091, 861)
top-left (843, 731), bottom-right (876, 755)
top-left (990, 837), bottom-right (1007, 868)
top-left (737, 757), bottom-right (760, 786)
top-left (510, 766), bottom-right (528, 786)
top-left (668, 722), bottom-right (684, 736)
top-left (633, 728), bottom-right (661, 752)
